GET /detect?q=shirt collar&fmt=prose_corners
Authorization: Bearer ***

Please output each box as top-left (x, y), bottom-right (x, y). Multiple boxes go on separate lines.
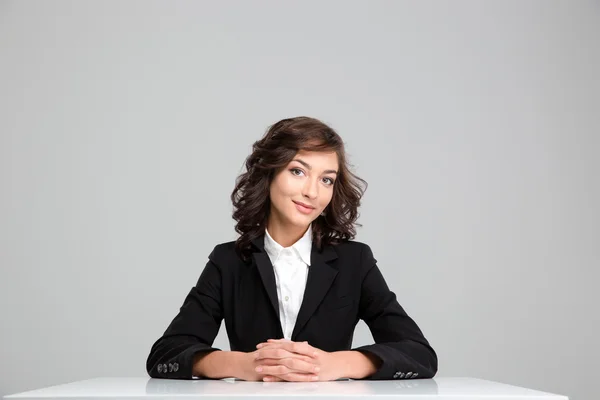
top-left (264, 224), bottom-right (312, 266)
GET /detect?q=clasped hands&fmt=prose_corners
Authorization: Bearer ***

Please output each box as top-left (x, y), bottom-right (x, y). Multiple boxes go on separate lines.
top-left (248, 338), bottom-right (338, 382)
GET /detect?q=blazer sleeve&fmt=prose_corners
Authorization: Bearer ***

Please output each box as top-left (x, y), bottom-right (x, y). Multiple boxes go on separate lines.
top-left (146, 248), bottom-right (223, 379)
top-left (352, 244), bottom-right (438, 380)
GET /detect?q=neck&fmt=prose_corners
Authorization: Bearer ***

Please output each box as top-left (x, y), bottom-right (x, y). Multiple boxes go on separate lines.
top-left (266, 215), bottom-right (310, 248)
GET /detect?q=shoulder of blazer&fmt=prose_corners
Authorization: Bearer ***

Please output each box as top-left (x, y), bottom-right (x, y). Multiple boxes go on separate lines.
top-left (207, 240), bottom-right (238, 268)
top-left (333, 239), bottom-right (370, 254)
top-left (331, 240), bottom-right (377, 268)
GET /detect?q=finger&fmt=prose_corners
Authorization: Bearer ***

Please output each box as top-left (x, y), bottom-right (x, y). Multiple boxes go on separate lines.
top-left (262, 375), bottom-right (284, 382)
top-left (257, 342), bottom-right (283, 349)
top-left (254, 347), bottom-right (291, 360)
top-left (281, 356), bottom-right (321, 373)
top-left (262, 372), bottom-right (319, 382)
top-left (256, 348), bottom-right (287, 360)
top-left (255, 348), bottom-right (296, 360)
top-left (257, 355), bottom-right (315, 366)
top-left (257, 359), bottom-right (321, 377)
top-left (258, 357), bottom-right (320, 373)
top-left (277, 372), bottom-right (319, 382)
top-left (257, 342), bottom-right (303, 353)
top-left (256, 364), bottom-right (291, 376)
top-left (257, 339), bottom-right (293, 348)
top-left (256, 348), bottom-right (317, 362)
top-left (260, 341), bottom-right (318, 358)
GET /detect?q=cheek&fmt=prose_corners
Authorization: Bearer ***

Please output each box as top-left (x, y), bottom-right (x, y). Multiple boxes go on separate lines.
top-left (270, 177), bottom-right (295, 203)
top-left (319, 192), bottom-right (333, 209)
top-left (277, 176), bottom-right (301, 197)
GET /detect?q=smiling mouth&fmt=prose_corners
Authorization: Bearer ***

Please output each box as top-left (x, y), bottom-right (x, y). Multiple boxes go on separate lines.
top-left (293, 201), bottom-right (315, 209)
top-left (293, 201), bottom-right (315, 213)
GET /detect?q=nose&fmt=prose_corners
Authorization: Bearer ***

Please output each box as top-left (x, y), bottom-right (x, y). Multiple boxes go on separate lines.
top-left (302, 177), bottom-right (318, 200)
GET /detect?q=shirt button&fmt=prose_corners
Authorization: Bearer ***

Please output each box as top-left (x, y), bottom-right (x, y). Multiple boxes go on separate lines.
top-left (284, 296), bottom-right (289, 301)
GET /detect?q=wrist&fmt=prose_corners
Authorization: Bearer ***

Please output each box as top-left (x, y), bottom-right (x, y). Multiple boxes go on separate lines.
top-left (333, 351), bottom-right (379, 379)
top-left (226, 351), bottom-right (248, 378)
top-left (193, 350), bottom-right (247, 379)
top-left (237, 351), bottom-right (256, 379)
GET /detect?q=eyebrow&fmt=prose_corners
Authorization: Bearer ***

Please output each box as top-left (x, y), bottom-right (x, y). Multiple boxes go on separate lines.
top-left (292, 158), bottom-right (338, 175)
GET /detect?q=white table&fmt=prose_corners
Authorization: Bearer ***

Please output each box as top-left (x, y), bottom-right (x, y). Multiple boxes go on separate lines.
top-left (3, 377), bottom-right (568, 400)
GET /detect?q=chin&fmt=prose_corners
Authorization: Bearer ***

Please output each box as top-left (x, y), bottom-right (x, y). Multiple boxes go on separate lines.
top-left (287, 213), bottom-right (314, 227)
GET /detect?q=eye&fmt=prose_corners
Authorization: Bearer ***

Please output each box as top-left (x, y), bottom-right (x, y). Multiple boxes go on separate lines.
top-left (290, 168), bottom-right (335, 186)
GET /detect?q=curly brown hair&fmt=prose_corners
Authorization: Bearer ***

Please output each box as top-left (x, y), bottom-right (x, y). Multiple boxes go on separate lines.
top-left (230, 116), bottom-right (368, 262)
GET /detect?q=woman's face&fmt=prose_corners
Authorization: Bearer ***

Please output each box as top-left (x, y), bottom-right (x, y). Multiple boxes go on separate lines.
top-left (269, 149), bottom-right (339, 230)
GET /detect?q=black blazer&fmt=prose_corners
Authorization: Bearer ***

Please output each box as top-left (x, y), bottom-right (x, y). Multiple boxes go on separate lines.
top-left (146, 235), bottom-right (438, 380)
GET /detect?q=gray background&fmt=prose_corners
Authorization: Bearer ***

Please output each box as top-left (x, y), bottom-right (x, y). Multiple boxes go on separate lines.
top-left (1, 1), bottom-right (598, 399)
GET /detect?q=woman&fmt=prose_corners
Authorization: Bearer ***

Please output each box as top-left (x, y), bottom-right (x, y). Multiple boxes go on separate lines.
top-left (146, 116), bottom-right (437, 382)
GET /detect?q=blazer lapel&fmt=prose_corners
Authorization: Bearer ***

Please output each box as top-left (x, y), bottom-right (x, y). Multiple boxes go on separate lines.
top-left (251, 236), bottom-right (280, 320)
top-left (291, 244), bottom-right (338, 340)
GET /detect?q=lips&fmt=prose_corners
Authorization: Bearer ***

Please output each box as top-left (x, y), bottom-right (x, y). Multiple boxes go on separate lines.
top-left (293, 201), bottom-right (315, 209)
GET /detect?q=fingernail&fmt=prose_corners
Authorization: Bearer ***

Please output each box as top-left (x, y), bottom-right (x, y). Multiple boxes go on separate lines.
top-left (313, 352), bottom-right (318, 357)
top-left (314, 367), bottom-right (320, 372)
top-left (264, 377), bottom-right (271, 382)
top-left (312, 376), bottom-right (319, 381)
top-left (255, 367), bottom-right (262, 372)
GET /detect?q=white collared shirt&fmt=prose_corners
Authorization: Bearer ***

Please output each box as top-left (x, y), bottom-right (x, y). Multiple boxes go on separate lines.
top-left (264, 225), bottom-right (312, 340)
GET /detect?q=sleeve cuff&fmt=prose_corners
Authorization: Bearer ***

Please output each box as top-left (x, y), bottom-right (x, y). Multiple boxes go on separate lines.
top-left (149, 345), bottom-right (221, 380)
